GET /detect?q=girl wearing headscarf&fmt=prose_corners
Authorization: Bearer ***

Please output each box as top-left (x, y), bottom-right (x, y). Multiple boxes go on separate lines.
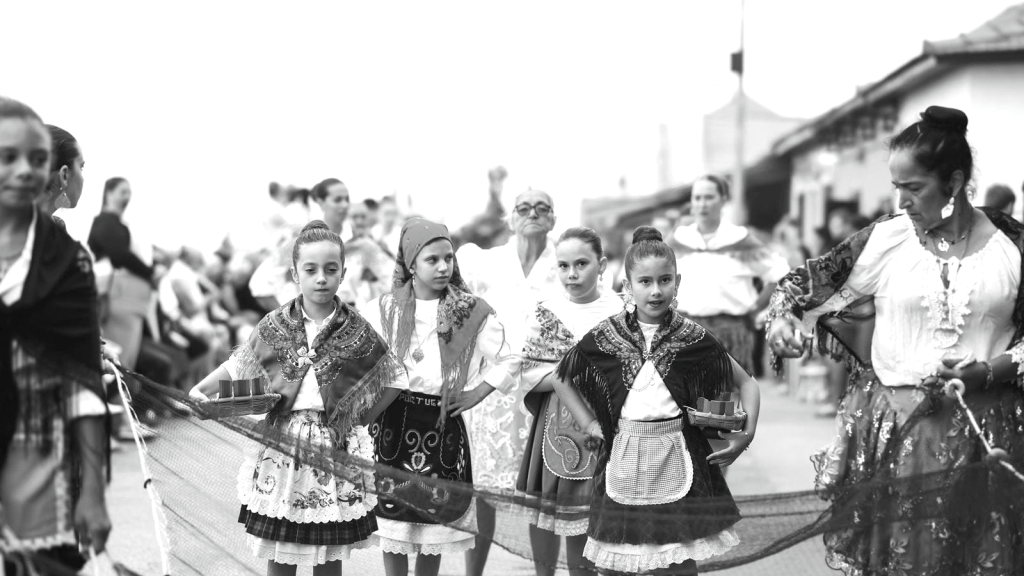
top-left (360, 217), bottom-right (520, 576)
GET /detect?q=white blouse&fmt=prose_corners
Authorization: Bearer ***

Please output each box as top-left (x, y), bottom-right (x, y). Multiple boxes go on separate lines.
top-left (456, 238), bottom-right (563, 351)
top-left (620, 322), bottom-right (683, 421)
top-left (674, 222), bottom-right (790, 317)
top-left (360, 296), bottom-right (519, 396)
top-left (798, 215), bottom-right (1020, 387)
top-left (224, 304), bottom-right (408, 411)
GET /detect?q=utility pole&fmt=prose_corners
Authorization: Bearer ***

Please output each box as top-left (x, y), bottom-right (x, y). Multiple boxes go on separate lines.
top-left (731, 0), bottom-right (747, 224)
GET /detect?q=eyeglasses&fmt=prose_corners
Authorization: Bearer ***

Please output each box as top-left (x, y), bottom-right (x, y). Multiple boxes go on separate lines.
top-left (514, 203), bottom-right (553, 217)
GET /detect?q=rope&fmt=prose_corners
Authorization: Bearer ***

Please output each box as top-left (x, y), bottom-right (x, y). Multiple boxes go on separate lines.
top-left (112, 366), bottom-right (173, 576)
top-left (940, 351), bottom-right (1024, 484)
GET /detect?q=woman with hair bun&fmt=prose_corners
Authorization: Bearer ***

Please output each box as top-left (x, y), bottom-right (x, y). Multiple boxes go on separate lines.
top-left (553, 226), bottom-right (760, 575)
top-left (39, 125), bottom-right (85, 217)
top-left (191, 220), bottom-right (407, 576)
top-left (768, 105), bottom-right (1024, 574)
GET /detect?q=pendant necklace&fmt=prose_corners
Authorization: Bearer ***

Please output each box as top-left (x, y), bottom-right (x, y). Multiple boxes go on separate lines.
top-left (411, 323), bottom-right (439, 363)
top-left (924, 213), bottom-right (973, 253)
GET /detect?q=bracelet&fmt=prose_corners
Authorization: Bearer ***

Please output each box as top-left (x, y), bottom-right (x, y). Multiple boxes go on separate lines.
top-left (585, 420), bottom-right (600, 436)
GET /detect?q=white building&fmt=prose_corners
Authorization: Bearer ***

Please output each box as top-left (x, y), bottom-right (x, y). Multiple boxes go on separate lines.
top-left (773, 3), bottom-right (1024, 242)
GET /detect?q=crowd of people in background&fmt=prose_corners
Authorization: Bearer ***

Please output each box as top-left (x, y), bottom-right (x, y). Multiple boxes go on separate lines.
top-left (5, 91), bottom-right (1024, 576)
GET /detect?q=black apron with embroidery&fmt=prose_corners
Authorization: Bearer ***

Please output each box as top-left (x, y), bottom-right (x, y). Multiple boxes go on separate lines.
top-left (371, 391), bottom-right (473, 524)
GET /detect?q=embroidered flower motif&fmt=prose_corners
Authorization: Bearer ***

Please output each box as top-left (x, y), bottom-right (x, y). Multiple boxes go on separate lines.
top-left (295, 346), bottom-right (317, 366)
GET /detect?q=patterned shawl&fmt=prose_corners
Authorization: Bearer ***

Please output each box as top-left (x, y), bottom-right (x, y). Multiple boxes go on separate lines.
top-left (232, 295), bottom-right (404, 444)
top-left (0, 208), bottom-right (103, 465)
top-left (379, 217), bottom-right (494, 422)
top-left (767, 208), bottom-right (1024, 380)
top-left (555, 308), bottom-right (733, 443)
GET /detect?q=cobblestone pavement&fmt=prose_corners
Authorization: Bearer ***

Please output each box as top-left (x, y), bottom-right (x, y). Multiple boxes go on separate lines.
top-left (96, 379), bottom-right (840, 575)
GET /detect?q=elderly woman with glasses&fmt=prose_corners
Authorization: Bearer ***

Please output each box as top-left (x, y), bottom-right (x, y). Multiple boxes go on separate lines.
top-left (456, 179), bottom-right (565, 576)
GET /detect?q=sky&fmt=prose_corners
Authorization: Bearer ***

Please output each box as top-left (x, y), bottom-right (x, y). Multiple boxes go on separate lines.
top-left (2, 0), bottom-right (1018, 254)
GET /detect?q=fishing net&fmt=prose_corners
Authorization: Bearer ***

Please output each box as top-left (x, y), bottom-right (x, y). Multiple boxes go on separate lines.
top-left (5, 352), bottom-right (1024, 575)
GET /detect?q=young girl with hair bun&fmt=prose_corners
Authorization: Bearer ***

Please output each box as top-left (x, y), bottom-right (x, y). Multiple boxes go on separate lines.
top-left (517, 226), bottom-right (624, 576)
top-left (192, 220), bottom-right (407, 576)
top-left (553, 226), bottom-right (760, 575)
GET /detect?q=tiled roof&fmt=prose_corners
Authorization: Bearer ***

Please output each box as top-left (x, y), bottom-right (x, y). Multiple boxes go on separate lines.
top-left (772, 3), bottom-right (1024, 155)
top-left (925, 3), bottom-right (1024, 55)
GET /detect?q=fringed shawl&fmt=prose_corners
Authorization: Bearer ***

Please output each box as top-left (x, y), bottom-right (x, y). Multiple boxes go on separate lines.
top-left (767, 208), bottom-right (1024, 380)
top-left (378, 284), bottom-right (493, 418)
top-left (379, 216), bottom-right (495, 420)
top-left (0, 208), bottom-right (103, 467)
top-left (233, 296), bottom-right (404, 443)
top-left (555, 309), bottom-right (734, 442)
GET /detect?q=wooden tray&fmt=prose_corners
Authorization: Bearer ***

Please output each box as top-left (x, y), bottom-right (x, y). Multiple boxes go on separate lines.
top-left (198, 394), bottom-right (281, 418)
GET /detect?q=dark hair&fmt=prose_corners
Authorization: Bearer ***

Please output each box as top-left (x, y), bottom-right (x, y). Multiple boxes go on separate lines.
top-left (557, 226), bottom-right (604, 259)
top-left (0, 97), bottom-right (44, 124)
top-left (292, 220), bottom-right (345, 267)
top-left (312, 178), bottom-right (345, 202)
top-left (984, 183), bottom-right (1015, 212)
top-left (46, 125), bottom-right (79, 180)
top-left (102, 177), bottom-right (128, 210)
top-left (624, 226), bottom-right (676, 280)
top-left (694, 174), bottom-right (730, 201)
top-left (379, 195), bottom-right (396, 205)
top-left (363, 198), bottom-right (379, 211)
top-left (889, 105), bottom-right (973, 196)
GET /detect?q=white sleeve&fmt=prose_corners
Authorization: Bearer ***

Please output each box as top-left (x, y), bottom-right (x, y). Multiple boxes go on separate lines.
top-left (798, 219), bottom-right (905, 330)
top-left (474, 314), bottom-right (521, 395)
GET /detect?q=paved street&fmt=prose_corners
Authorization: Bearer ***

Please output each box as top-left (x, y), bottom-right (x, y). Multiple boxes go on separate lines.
top-left (96, 379), bottom-right (840, 575)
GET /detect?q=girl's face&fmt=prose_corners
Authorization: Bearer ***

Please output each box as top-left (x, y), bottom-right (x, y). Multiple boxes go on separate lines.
top-left (0, 118), bottom-right (51, 211)
top-left (412, 239), bottom-right (453, 297)
top-left (292, 240), bottom-right (345, 306)
top-left (556, 238), bottom-right (606, 304)
top-left (690, 179), bottom-right (725, 222)
top-left (319, 183), bottom-right (351, 224)
top-left (889, 148), bottom-right (962, 229)
top-left (627, 256), bottom-right (679, 324)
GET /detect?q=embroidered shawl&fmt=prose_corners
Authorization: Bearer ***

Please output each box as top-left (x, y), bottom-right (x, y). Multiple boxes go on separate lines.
top-left (379, 217), bottom-right (495, 420)
top-left (0, 208), bottom-right (103, 465)
top-left (232, 296), bottom-right (404, 443)
top-left (767, 208), bottom-right (1024, 380)
top-left (554, 308), bottom-right (733, 442)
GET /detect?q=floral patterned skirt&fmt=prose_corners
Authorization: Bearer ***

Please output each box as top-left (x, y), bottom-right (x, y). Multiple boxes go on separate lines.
top-left (237, 410), bottom-right (378, 565)
top-left (812, 371), bottom-right (1024, 576)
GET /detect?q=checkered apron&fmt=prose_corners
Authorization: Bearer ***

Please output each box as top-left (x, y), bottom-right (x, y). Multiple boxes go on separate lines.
top-left (605, 417), bottom-right (693, 506)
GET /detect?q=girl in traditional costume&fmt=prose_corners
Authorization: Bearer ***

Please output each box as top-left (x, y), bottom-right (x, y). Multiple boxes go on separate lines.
top-left (360, 217), bottom-right (519, 576)
top-left (191, 220), bottom-right (406, 576)
top-left (768, 106), bottom-right (1024, 575)
top-left (0, 97), bottom-right (110, 573)
top-left (553, 226), bottom-right (760, 575)
top-left (516, 227), bottom-right (623, 576)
